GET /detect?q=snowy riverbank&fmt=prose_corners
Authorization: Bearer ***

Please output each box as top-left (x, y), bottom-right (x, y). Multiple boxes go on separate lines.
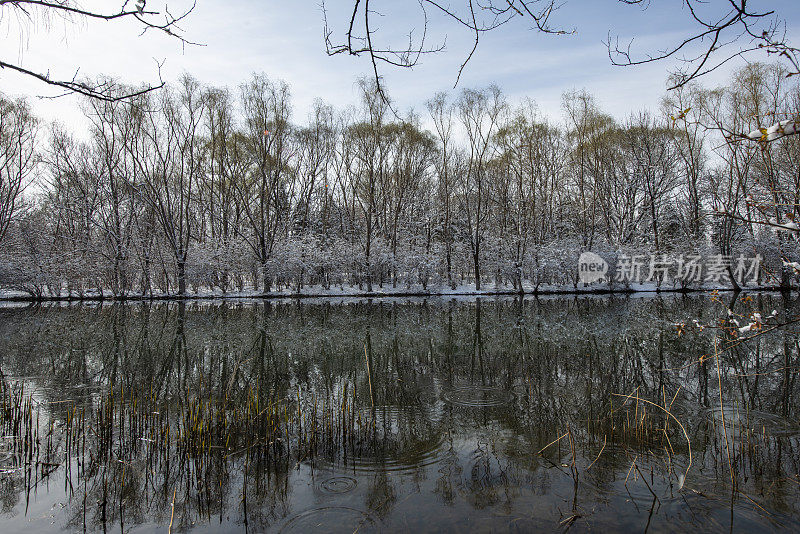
top-left (0, 281), bottom-right (790, 302)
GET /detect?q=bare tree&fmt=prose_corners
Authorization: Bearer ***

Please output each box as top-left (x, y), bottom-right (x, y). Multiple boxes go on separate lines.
top-left (45, 125), bottom-right (102, 294)
top-left (346, 78), bottom-right (391, 291)
top-left (427, 92), bottom-right (457, 288)
top-left (0, 94), bottom-right (37, 243)
top-left (383, 115), bottom-right (436, 287)
top-left (82, 93), bottom-right (149, 295)
top-left (456, 84), bottom-right (505, 290)
top-left (662, 80), bottom-right (707, 239)
top-left (201, 86), bottom-right (249, 291)
top-left (238, 73), bottom-right (294, 294)
top-left (137, 75), bottom-right (208, 296)
top-left (4, 65), bottom-right (797, 297)
top-left (562, 90), bottom-right (611, 250)
top-left (592, 121), bottom-right (642, 246)
top-left (624, 111), bottom-right (680, 250)
top-left (492, 99), bottom-right (565, 290)
top-left (293, 100), bottom-right (337, 233)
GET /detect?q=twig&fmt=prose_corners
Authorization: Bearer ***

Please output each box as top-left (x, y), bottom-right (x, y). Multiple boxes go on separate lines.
top-left (168, 488), bottom-right (176, 533)
top-left (537, 431), bottom-right (569, 455)
top-left (586, 435), bottom-right (606, 471)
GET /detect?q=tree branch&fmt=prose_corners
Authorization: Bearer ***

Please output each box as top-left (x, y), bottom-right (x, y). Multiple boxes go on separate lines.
top-left (1, 0), bottom-right (199, 101)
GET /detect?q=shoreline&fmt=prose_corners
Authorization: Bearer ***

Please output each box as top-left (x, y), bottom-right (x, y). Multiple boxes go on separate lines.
top-left (0, 284), bottom-right (792, 303)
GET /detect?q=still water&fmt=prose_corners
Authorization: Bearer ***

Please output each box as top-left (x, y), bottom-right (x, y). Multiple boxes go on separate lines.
top-left (0, 293), bottom-right (799, 533)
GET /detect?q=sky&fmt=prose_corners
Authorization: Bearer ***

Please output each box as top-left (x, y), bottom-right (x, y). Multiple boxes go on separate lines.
top-left (2, 0), bottom-right (799, 130)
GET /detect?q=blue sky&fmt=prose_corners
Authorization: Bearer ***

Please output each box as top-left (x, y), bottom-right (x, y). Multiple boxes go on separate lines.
top-left (3, 0), bottom-right (799, 128)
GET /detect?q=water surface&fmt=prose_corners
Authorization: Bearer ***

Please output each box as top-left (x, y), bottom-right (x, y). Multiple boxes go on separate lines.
top-left (0, 294), bottom-right (799, 532)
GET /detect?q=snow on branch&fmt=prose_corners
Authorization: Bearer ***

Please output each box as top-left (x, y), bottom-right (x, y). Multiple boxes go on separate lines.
top-left (743, 118), bottom-right (800, 143)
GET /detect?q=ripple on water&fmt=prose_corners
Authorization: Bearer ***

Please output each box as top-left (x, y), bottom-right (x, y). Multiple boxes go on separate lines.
top-left (320, 476), bottom-right (358, 494)
top-left (279, 507), bottom-right (378, 533)
top-left (314, 405), bottom-right (449, 475)
top-left (442, 386), bottom-right (515, 407)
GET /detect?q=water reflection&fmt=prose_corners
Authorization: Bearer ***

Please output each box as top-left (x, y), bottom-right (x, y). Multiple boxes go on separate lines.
top-left (0, 294), bottom-right (798, 532)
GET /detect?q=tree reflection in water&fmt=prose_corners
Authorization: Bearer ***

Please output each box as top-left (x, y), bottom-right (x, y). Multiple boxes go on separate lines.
top-left (0, 294), bottom-right (798, 532)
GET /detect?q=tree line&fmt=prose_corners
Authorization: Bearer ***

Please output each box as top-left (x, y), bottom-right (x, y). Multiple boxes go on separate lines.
top-left (0, 63), bottom-right (798, 297)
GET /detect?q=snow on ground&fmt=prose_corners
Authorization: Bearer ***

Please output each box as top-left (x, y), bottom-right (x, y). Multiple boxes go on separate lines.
top-left (0, 279), bottom-right (786, 301)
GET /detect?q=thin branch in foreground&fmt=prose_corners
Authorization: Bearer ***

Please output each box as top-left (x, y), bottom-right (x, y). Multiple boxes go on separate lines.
top-left (1, 0), bottom-right (200, 101)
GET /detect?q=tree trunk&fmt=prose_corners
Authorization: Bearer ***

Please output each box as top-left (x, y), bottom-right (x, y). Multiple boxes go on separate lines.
top-left (473, 244), bottom-right (481, 291)
top-left (177, 258), bottom-right (187, 296)
top-left (262, 263), bottom-right (271, 295)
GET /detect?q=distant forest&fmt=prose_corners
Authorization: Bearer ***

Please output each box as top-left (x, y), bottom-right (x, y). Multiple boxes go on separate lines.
top-left (0, 63), bottom-right (798, 297)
